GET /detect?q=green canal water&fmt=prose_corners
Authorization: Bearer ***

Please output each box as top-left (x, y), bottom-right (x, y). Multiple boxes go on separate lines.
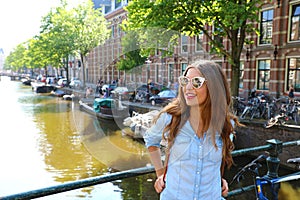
top-left (0, 76), bottom-right (158, 200)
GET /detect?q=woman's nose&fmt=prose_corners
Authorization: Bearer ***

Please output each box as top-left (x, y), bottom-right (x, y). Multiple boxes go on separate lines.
top-left (185, 81), bottom-right (193, 89)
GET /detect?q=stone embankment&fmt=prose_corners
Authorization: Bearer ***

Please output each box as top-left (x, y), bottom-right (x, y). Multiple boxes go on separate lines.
top-left (64, 86), bottom-right (300, 168)
top-left (235, 120), bottom-right (300, 169)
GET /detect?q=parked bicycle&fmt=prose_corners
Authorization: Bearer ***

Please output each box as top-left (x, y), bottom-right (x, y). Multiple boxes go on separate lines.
top-left (264, 100), bottom-right (300, 128)
top-left (265, 96), bottom-right (282, 119)
top-left (240, 92), bottom-right (269, 120)
top-left (230, 154), bottom-right (300, 200)
top-left (232, 96), bottom-right (246, 116)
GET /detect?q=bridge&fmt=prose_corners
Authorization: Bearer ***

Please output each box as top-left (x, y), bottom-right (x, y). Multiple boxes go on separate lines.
top-left (0, 72), bottom-right (28, 81)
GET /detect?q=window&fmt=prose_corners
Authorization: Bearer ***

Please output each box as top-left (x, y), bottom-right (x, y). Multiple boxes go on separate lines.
top-left (287, 58), bottom-right (300, 92)
top-left (117, 25), bottom-right (121, 36)
top-left (290, 4), bottom-right (300, 41)
top-left (104, 5), bottom-right (111, 14)
top-left (115, 0), bottom-right (122, 8)
top-left (260, 9), bottom-right (273, 44)
top-left (239, 63), bottom-right (244, 89)
top-left (111, 25), bottom-right (114, 38)
top-left (195, 32), bottom-right (203, 52)
top-left (181, 35), bottom-right (188, 53)
top-left (168, 64), bottom-right (174, 83)
top-left (257, 60), bottom-right (270, 90)
top-left (181, 63), bottom-right (188, 75)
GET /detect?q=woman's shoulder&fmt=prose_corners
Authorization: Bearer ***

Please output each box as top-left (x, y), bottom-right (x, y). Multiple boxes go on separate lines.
top-left (155, 112), bottom-right (172, 124)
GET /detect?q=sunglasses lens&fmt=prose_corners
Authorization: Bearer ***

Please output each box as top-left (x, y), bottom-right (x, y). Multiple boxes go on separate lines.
top-left (192, 77), bottom-right (203, 89)
top-left (179, 76), bottom-right (205, 88)
top-left (179, 77), bottom-right (189, 86)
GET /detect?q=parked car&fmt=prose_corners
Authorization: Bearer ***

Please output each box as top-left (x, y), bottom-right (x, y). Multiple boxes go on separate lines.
top-left (136, 84), bottom-right (148, 92)
top-left (57, 78), bottom-right (68, 87)
top-left (46, 77), bottom-right (56, 85)
top-left (69, 80), bottom-right (82, 88)
top-left (111, 86), bottom-right (131, 100)
top-left (102, 84), bottom-right (117, 97)
top-left (134, 85), bottom-right (149, 102)
top-left (149, 89), bottom-right (177, 106)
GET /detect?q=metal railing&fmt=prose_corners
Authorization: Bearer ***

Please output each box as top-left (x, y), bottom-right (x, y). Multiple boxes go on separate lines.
top-left (2, 139), bottom-right (300, 200)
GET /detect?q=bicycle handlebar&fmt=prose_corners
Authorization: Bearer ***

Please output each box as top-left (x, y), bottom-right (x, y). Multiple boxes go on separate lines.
top-left (230, 153), bottom-right (269, 185)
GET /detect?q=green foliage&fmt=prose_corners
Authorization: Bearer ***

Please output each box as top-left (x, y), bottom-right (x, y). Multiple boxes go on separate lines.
top-left (124, 0), bottom-right (270, 96)
top-left (40, 1), bottom-right (78, 64)
top-left (4, 44), bottom-right (27, 71)
top-left (73, 0), bottom-right (110, 56)
top-left (116, 31), bottom-right (147, 71)
top-left (4, 0), bottom-right (109, 85)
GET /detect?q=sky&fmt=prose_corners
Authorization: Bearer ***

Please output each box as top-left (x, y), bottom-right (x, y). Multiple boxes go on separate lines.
top-left (0, 0), bottom-right (84, 55)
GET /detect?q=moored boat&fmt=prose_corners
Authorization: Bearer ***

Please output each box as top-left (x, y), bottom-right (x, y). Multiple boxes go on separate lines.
top-left (31, 81), bottom-right (56, 93)
top-left (122, 110), bottom-right (159, 139)
top-left (79, 98), bottom-right (129, 120)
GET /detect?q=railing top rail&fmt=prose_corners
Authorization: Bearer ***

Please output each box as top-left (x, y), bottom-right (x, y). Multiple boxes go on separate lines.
top-left (2, 139), bottom-right (300, 199)
top-left (1, 166), bottom-right (154, 200)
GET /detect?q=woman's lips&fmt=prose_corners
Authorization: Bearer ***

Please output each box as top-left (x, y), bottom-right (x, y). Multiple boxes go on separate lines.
top-left (185, 93), bottom-right (196, 99)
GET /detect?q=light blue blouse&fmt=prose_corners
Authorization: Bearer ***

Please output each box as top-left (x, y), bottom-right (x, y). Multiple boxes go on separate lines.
top-left (144, 113), bottom-right (223, 200)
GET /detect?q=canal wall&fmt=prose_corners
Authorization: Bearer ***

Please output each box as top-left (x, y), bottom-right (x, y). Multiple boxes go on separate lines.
top-left (65, 86), bottom-right (300, 168)
top-left (235, 120), bottom-right (300, 169)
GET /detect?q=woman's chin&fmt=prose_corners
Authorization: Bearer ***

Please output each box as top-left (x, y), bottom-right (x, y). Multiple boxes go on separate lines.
top-left (186, 101), bottom-right (198, 107)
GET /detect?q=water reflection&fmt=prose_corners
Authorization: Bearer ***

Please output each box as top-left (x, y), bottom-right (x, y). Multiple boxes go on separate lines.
top-left (73, 109), bottom-right (151, 171)
top-left (0, 77), bottom-right (156, 199)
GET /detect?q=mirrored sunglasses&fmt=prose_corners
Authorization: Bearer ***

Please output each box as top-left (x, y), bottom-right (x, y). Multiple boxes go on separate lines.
top-left (178, 76), bottom-right (206, 89)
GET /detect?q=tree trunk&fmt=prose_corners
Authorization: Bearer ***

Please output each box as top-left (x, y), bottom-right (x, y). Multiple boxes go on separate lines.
top-left (65, 58), bottom-right (69, 85)
top-left (231, 58), bottom-right (240, 98)
top-left (80, 53), bottom-right (86, 88)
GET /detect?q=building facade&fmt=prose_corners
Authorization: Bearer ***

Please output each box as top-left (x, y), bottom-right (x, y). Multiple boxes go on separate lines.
top-left (87, 0), bottom-right (300, 98)
top-left (0, 48), bottom-right (4, 72)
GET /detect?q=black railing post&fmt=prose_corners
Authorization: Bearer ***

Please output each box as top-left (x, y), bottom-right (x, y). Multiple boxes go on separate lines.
top-left (265, 139), bottom-right (283, 178)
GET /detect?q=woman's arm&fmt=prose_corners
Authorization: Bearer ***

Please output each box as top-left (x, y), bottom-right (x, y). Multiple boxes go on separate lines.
top-left (148, 146), bottom-right (166, 193)
top-left (221, 178), bottom-right (229, 197)
top-left (148, 146), bottom-right (164, 177)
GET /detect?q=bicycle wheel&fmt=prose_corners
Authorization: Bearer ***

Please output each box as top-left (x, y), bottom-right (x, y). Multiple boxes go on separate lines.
top-left (293, 112), bottom-right (299, 124)
top-left (264, 117), bottom-right (278, 128)
top-left (240, 107), bottom-right (250, 119)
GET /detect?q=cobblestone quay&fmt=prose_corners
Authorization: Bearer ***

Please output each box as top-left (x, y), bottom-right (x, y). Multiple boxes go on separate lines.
top-left (235, 120), bottom-right (300, 168)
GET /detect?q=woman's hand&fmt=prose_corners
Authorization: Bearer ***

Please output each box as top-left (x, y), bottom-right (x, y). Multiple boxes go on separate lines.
top-left (154, 174), bottom-right (165, 193)
top-left (221, 178), bottom-right (229, 197)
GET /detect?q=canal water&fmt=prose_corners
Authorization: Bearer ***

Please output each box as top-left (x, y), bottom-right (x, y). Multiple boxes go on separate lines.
top-left (1, 76), bottom-right (299, 200)
top-left (0, 76), bottom-right (158, 200)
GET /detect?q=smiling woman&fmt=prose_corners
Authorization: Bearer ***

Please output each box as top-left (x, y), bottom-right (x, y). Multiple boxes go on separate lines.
top-left (144, 60), bottom-right (242, 200)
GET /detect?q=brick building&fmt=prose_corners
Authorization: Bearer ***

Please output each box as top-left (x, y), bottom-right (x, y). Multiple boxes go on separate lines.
top-left (0, 48), bottom-right (4, 72)
top-left (87, 0), bottom-right (300, 98)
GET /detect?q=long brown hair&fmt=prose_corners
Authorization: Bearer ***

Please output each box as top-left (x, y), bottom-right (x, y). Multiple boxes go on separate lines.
top-left (155, 60), bottom-right (242, 174)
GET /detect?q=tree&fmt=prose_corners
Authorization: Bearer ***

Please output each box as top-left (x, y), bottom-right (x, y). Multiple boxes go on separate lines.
top-left (116, 31), bottom-right (147, 72)
top-left (73, 0), bottom-right (110, 87)
top-left (40, 1), bottom-right (78, 83)
top-left (124, 0), bottom-right (268, 97)
top-left (26, 35), bottom-right (56, 77)
top-left (38, 0), bottom-right (109, 87)
top-left (4, 44), bottom-right (27, 72)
